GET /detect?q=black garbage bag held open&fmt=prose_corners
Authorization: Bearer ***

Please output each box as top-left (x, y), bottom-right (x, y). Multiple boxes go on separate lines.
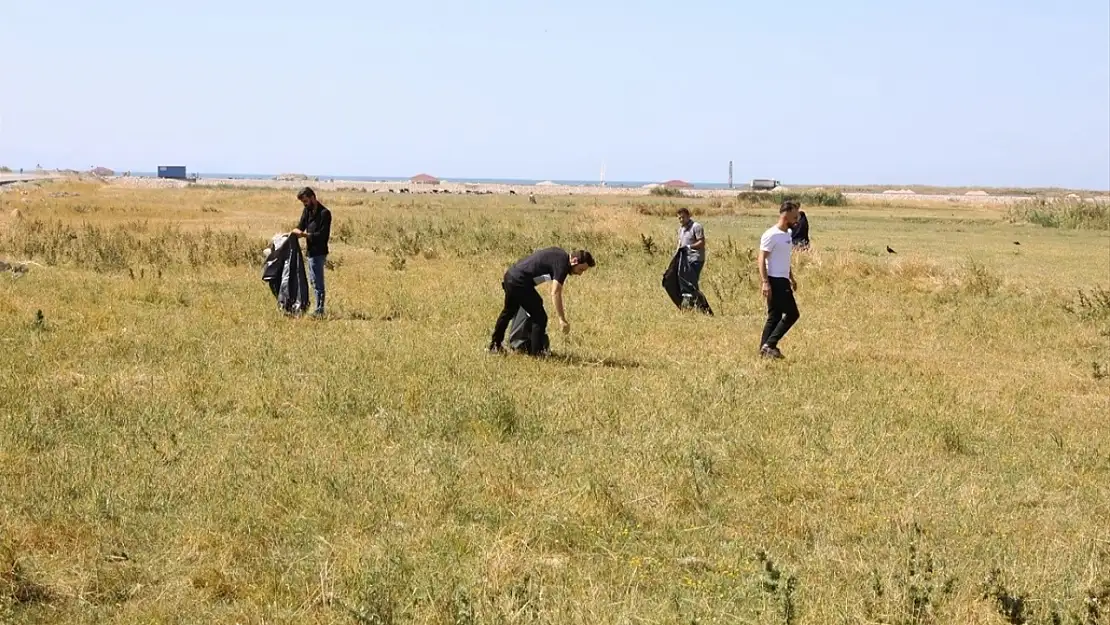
top-left (261, 233), bottom-right (311, 315)
top-left (661, 247), bottom-right (714, 315)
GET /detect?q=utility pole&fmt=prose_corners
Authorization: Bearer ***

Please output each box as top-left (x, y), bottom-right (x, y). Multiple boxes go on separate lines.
top-left (728, 161), bottom-right (733, 189)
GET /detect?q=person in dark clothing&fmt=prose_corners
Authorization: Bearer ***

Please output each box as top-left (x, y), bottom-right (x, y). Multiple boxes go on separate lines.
top-left (758, 200), bottom-right (802, 359)
top-left (791, 210), bottom-right (810, 249)
top-left (675, 207), bottom-right (706, 303)
top-left (488, 247), bottom-right (596, 356)
top-left (290, 187), bottom-right (332, 316)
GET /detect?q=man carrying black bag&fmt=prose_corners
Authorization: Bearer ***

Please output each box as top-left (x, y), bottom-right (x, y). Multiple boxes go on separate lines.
top-left (488, 247), bottom-right (595, 356)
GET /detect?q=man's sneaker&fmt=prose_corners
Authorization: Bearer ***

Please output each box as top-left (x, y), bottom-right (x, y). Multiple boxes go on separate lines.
top-left (760, 345), bottom-right (784, 359)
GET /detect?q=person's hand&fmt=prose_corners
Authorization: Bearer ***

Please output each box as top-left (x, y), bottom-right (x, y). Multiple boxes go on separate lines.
top-left (291, 228), bottom-right (303, 237)
top-left (761, 281), bottom-right (771, 299)
top-left (559, 319), bottom-right (570, 334)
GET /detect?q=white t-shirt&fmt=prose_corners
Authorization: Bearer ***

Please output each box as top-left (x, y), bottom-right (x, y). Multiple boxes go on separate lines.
top-left (759, 225), bottom-right (793, 278)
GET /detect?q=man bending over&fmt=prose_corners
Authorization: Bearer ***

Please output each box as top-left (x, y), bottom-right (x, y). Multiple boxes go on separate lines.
top-left (488, 247), bottom-right (595, 356)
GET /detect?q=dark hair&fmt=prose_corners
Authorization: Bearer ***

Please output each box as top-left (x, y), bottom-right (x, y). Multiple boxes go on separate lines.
top-left (780, 199), bottom-right (800, 213)
top-left (676, 207), bottom-right (691, 217)
top-left (297, 186), bottom-right (316, 200)
top-left (571, 249), bottom-right (596, 267)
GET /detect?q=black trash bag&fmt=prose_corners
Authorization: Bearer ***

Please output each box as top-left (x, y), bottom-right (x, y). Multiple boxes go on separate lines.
top-left (261, 233), bottom-right (311, 315)
top-left (508, 307), bottom-right (550, 354)
top-left (661, 247), bottom-right (714, 315)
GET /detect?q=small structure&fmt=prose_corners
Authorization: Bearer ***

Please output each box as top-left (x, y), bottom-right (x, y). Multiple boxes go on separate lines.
top-left (662, 179), bottom-right (693, 189)
top-left (410, 173), bottom-right (440, 185)
top-left (158, 165), bottom-right (188, 180)
top-left (90, 166), bottom-right (114, 177)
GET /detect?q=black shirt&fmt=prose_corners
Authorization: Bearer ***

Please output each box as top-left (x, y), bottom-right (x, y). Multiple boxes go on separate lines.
top-left (791, 211), bottom-right (810, 246)
top-left (503, 247), bottom-right (572, 289)
top-left (296, 203), bottom-right (332, 257)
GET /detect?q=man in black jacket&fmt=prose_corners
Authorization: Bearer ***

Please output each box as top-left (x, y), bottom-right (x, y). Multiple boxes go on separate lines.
top-left (291, 187), bottom-right (332, 316)
top-left (488, 247), bottom-right (595, 356)
top-left (791, 209), bottom-right (810, 250)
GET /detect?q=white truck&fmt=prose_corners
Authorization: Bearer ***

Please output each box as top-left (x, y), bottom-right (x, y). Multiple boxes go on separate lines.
top-left (749, 178), bottom-right (780, 191)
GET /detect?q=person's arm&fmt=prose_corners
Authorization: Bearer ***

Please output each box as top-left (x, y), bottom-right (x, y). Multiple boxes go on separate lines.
top-left (757, 250), bottom-right (770, 298)
top-left (689, 223), bottom-right (706, 250)
top-left (551, 280), bottom-right (569, 332)
top-left (758, 234), bottom-right (772, 298)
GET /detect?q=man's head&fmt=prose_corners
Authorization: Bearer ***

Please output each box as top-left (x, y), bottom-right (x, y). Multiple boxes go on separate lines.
top-left (779, 199), bottom-right (801, 227)
top-left (676, 207), bottom-right (692, 227)
top-left (570, 249), bottom-right (596, 276)
top-left (297, 186), bottom-right (318, 209)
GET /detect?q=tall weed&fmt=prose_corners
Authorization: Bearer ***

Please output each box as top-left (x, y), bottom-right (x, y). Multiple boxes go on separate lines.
top-left (0, 218), bottom-right (263, 270)
top-left (1007, 198), bottom-right (1110, 230)
top-left (737, 189), bottom-right (849, 207)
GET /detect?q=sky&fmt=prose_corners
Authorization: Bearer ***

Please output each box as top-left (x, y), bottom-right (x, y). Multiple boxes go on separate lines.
top-left (2, 0), bottom-right (1108, 188)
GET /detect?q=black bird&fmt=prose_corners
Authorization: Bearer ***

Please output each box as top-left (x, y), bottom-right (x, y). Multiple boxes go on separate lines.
top-left (1013, 241), bottom-right (1021, 245)
top-left (886, 246), bottom-right (897, 254)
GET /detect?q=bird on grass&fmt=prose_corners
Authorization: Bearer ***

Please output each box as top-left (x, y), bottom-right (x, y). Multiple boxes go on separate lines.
top-left (886, 246), bottom-right (897, 254)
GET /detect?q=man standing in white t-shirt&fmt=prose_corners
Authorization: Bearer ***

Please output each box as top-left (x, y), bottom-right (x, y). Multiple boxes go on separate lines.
top-left (757, 200), bottom-right (802, 359)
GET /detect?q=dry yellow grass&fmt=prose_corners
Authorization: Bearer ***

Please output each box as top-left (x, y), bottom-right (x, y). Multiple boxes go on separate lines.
top-left (1, 180), bottom-right (1108, 624)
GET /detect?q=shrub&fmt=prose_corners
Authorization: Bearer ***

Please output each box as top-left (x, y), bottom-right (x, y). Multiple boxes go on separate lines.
top-left (1007, 197), bottom-right (1109, 230)
top-left (1063, 287), bottom-right (1110, 321)
top-left (650, 186), bottom-right (685, 197)
top-left (737, 189), bottom-right (848, 207)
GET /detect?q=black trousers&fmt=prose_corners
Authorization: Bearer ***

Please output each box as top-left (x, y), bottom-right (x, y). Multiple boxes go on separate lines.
top-left (761, 277), bottom-right (800, 348)
top-left (491, 282), bottom-right (548, 354)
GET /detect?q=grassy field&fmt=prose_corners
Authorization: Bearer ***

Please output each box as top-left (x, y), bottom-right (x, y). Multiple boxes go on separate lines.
top-left (1, 181), bottom-right (1108, 624)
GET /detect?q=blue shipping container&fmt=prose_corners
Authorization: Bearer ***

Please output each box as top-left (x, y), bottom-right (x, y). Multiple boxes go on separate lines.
top-left (158, 165), bottom-right (187, 179)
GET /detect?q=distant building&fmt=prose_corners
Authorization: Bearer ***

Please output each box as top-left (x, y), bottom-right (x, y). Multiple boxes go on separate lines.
top-left (158, 166), bottom-right (188, 180)
top-left (410, 173), bottom-right (440, 185)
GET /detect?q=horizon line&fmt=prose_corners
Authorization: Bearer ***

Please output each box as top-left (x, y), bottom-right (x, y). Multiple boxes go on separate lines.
top-left (5, 167), bottom-right (1108, 192)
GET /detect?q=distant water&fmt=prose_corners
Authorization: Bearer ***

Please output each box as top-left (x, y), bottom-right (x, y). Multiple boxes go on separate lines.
top-left (127, 172), bottom-right (741, 190)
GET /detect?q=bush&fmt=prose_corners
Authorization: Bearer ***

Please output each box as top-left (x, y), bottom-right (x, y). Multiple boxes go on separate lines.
top-left (1063, 287), bottom-right (1110, 321)
top-left (737, 189), bottom-right (848, 207)
top-left (650, 186), bottom-right (685, 197)
top-left (1007, 197), bottom-right (1109, 230)
top-left (0, 166), bottom-right (12, 174)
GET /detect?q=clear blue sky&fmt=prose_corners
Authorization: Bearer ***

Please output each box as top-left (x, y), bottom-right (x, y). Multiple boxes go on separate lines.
top-left (3, 0), bottom-right (1108, 188)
